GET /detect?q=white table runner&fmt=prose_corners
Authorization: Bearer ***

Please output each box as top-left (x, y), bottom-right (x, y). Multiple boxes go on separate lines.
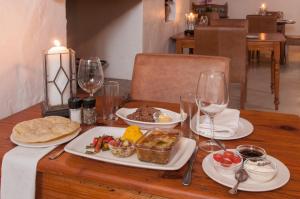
top-left (1, 146), bottom-right (56, 199)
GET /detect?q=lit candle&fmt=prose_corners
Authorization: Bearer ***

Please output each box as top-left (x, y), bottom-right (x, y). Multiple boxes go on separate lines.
top-left (46, 40), bottom-right (71, 106)
top-left (185, 12), bottom-right (197, 30)
top-left (261, 3), bottom-right (266, 11)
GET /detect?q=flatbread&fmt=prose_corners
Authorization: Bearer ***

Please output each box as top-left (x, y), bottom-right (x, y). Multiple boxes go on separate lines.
top-left (12, 116), bottom-right (80, 143)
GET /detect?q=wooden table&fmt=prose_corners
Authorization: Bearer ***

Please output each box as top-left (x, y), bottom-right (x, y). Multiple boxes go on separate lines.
top-left (171, 32), bottom-right (286, 110)
top-left (1, 100), bottom-right (300, 198)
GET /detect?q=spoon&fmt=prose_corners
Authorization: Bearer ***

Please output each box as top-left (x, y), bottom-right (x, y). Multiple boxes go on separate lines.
top-left (229, 168), bottom-right (248, 194)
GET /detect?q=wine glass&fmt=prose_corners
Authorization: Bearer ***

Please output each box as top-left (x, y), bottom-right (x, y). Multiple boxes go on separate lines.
top-left (78, 57), bottom-right (104, 96)
top-left (196, 71), bottom-right (229, 152)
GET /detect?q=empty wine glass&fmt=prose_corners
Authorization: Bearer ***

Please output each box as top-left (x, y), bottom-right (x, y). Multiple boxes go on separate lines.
top-left (78, 57), bottom-right (104, 96)
top-left (196, 71), bottom-right (229, 152)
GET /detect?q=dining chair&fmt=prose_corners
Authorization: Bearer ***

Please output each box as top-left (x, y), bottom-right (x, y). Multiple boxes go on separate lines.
top-left (194, 26), bottom-right (248, 109)
top-left (210, 19), bottom-right (248, 29)
top-left (130, 53), bottom-right (230, 104)
top-left (246, 15), bottom-right (277, 33)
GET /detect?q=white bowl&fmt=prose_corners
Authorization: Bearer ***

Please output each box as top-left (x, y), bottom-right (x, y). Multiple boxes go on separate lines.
top-left (116, 107), bottom-right (181, 129)
top-left (244, 158), bottom-right (278, 183)
top-left (211, 149), bottom-right (243, 176)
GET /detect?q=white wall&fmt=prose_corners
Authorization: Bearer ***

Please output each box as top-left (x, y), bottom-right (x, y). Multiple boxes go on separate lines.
top-left (0, 0), bottom-right (67, 119)
top-left (143, 0), bottom-right (191, 53)
top-left (211, 0), bottom-right (300, 34)
top-left (67, 0), bottom-right (143, 80)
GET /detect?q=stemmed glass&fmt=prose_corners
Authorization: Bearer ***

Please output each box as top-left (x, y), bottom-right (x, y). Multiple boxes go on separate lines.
top-left (196, 71), bottom-right (229, 152)
top-left (78, 57), bottom-right (104, 96)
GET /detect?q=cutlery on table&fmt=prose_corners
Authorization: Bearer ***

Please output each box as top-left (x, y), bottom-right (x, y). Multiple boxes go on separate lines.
top-left (228, 168), bottom-right (248, 194)
top-left (213, 139), bottom-right (226, 151)
top-left (48, 148), bottom-right (65, 160)
top-left (182, 132), bottom-right (199, 186)
top-left (182, 145), bottom-right (199, 186)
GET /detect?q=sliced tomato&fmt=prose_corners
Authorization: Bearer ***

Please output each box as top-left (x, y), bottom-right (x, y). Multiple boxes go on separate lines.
top-left (213, 153), bottom-right (224, 163)
top-left (92, 137), bottom-right (98, 147)
top-left (103, 136), bottom-right (113, 143)
top-left (221, 158), bottom-right (232, 167)
top-left (231, 155), bottom-right (242, 164)
top-left (223, 151), bottom-right (235, 159)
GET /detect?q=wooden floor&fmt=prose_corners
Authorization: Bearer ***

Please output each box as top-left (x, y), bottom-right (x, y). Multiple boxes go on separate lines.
top-left (245, 46), bottom-right (300, 115)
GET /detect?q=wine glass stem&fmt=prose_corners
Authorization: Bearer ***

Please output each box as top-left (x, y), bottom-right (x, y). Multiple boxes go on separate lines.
top-left (209, 116), bottom-right (215, 141)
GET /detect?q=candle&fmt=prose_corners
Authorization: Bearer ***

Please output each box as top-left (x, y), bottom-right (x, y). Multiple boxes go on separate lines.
top-left (46, 40), bottom-right (71, 106)
top-left (260, 3), bottom-right (266, 11)
top-left (185, 12), bottom-right (197, 30)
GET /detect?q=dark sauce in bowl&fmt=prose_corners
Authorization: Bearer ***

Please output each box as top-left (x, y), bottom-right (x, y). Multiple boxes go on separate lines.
top-left (239, 149), bottom-right (264, 159)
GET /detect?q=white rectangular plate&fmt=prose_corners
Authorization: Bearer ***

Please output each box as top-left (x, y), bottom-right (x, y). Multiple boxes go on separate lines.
top-left (64, 126), bottom-right (196, 170)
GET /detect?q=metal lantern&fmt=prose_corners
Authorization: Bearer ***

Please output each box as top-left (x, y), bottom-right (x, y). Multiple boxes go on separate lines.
top-left (185, 12), bottom-right (198, 35)
top-left (42, 40), bottom-right (77, 117)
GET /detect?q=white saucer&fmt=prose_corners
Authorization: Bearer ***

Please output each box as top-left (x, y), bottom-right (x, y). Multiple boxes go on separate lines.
top-left (191, 117), bottom-right (254, 140)
top-left (202, 153), bottom-right (290, 192)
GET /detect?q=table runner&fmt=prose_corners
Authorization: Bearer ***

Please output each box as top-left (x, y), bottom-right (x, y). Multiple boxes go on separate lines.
top-left (1, 146), bottom-right (56, 199)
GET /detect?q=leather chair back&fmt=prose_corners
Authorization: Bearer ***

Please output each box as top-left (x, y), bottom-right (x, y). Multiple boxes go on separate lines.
top-left (131, 53), bottom-right (230, 103)
top-left (246, 15), bottom-right (277, 33)
top-left (194, 26), bottom-right (247, 108)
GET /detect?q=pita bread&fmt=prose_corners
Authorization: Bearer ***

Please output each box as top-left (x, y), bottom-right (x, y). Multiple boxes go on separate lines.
top-left (12, 116), bottom-right (80, 143)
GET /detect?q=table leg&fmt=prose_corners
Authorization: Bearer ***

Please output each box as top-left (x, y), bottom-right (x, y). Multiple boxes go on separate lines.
top-left (271, 53), bottom-right (274, 94)
top-left (176, 41), bottom-right (183, 54)
top-left (273, 43), bottom-right (281, 110)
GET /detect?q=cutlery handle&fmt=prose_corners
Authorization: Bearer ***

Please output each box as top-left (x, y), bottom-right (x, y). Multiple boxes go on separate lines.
top-left (182, 146), bottom-right (198, 186)
top-left (229, 181), bottom-right (240, 194)
top-left (48, 149), bottom-right (65, 160)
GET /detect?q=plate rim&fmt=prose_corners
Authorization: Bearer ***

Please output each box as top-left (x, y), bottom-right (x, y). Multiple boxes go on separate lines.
top-left (10, 128), bottom-right (81, 148)
top-left (64, 126), bottom-right (196, 170)
top-left (116, 107), bottom-right (181, 125)
top-left (191, 117), bottom-right (254, 140)
top-left (202, 152), bottom-right (290, 192)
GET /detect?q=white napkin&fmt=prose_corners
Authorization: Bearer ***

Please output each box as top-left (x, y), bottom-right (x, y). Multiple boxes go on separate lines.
top-left (196, 108), bottom-right (240, 138)
top-left (1, 146), bottom-right (56, 199)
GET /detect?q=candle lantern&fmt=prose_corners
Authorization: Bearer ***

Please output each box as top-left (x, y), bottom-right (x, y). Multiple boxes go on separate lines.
top-left (42, 40), bottom-right (77, 117)
top-left (184, 12), bottom-right (198, 35)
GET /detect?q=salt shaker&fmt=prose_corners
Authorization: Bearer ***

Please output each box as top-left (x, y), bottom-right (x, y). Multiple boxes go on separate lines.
top-left (82, 97), bottom-right (97, 125)
top-left (68, 97), bottom-right (82, 124)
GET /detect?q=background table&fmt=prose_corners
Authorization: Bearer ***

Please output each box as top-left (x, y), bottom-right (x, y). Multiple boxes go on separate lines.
top-left (171, 32), bottom-right (285, 110)
top-left (1, 100), bottom-right (300, 198)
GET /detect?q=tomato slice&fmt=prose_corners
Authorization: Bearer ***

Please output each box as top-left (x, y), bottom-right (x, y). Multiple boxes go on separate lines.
top-left (231, 155), bottom-right (242, 164)
top-left (223, 151), bottom-right (235, 159)
top-left (213, 153), bottom-right (224, 163)
top-left (221, 158), bottom-right (232, 167)
top-left (92, 137), bottom-right (98, 147)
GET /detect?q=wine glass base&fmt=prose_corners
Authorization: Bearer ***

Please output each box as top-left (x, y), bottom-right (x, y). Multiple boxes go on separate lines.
top-left (199, 140), bottom-right (224, 153)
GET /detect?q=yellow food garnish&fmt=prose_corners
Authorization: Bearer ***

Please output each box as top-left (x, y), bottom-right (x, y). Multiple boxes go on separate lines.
top-left (158, 114), bottom-right (172, 123)
top-left (122, 125), bottom-right (143, 143)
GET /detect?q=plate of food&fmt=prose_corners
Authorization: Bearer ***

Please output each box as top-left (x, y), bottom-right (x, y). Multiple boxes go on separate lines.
top-left (64, 126), bottom-right (196, 170)
top-left (10, 116), bottom-right (81, 148)
top-left (202, 149), bottom-right (290, 192)
top-left (116, 106), bottom-right (181, 129)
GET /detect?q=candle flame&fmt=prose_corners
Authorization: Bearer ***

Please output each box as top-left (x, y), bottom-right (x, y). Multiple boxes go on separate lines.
top-left (261, 3), bottom-right (266, 9)
top-left (53, 40), bottom-right (61, 47)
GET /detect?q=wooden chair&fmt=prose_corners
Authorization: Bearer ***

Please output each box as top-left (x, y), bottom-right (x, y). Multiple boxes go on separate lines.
top-left (131, 53), bottom-right (230, 104)
top-left (246, 15), bottom-right (277, 33)
top-left (210, 19), bottom-right (248, 29)
top-left (194, 26), bottom-right (248, 109)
